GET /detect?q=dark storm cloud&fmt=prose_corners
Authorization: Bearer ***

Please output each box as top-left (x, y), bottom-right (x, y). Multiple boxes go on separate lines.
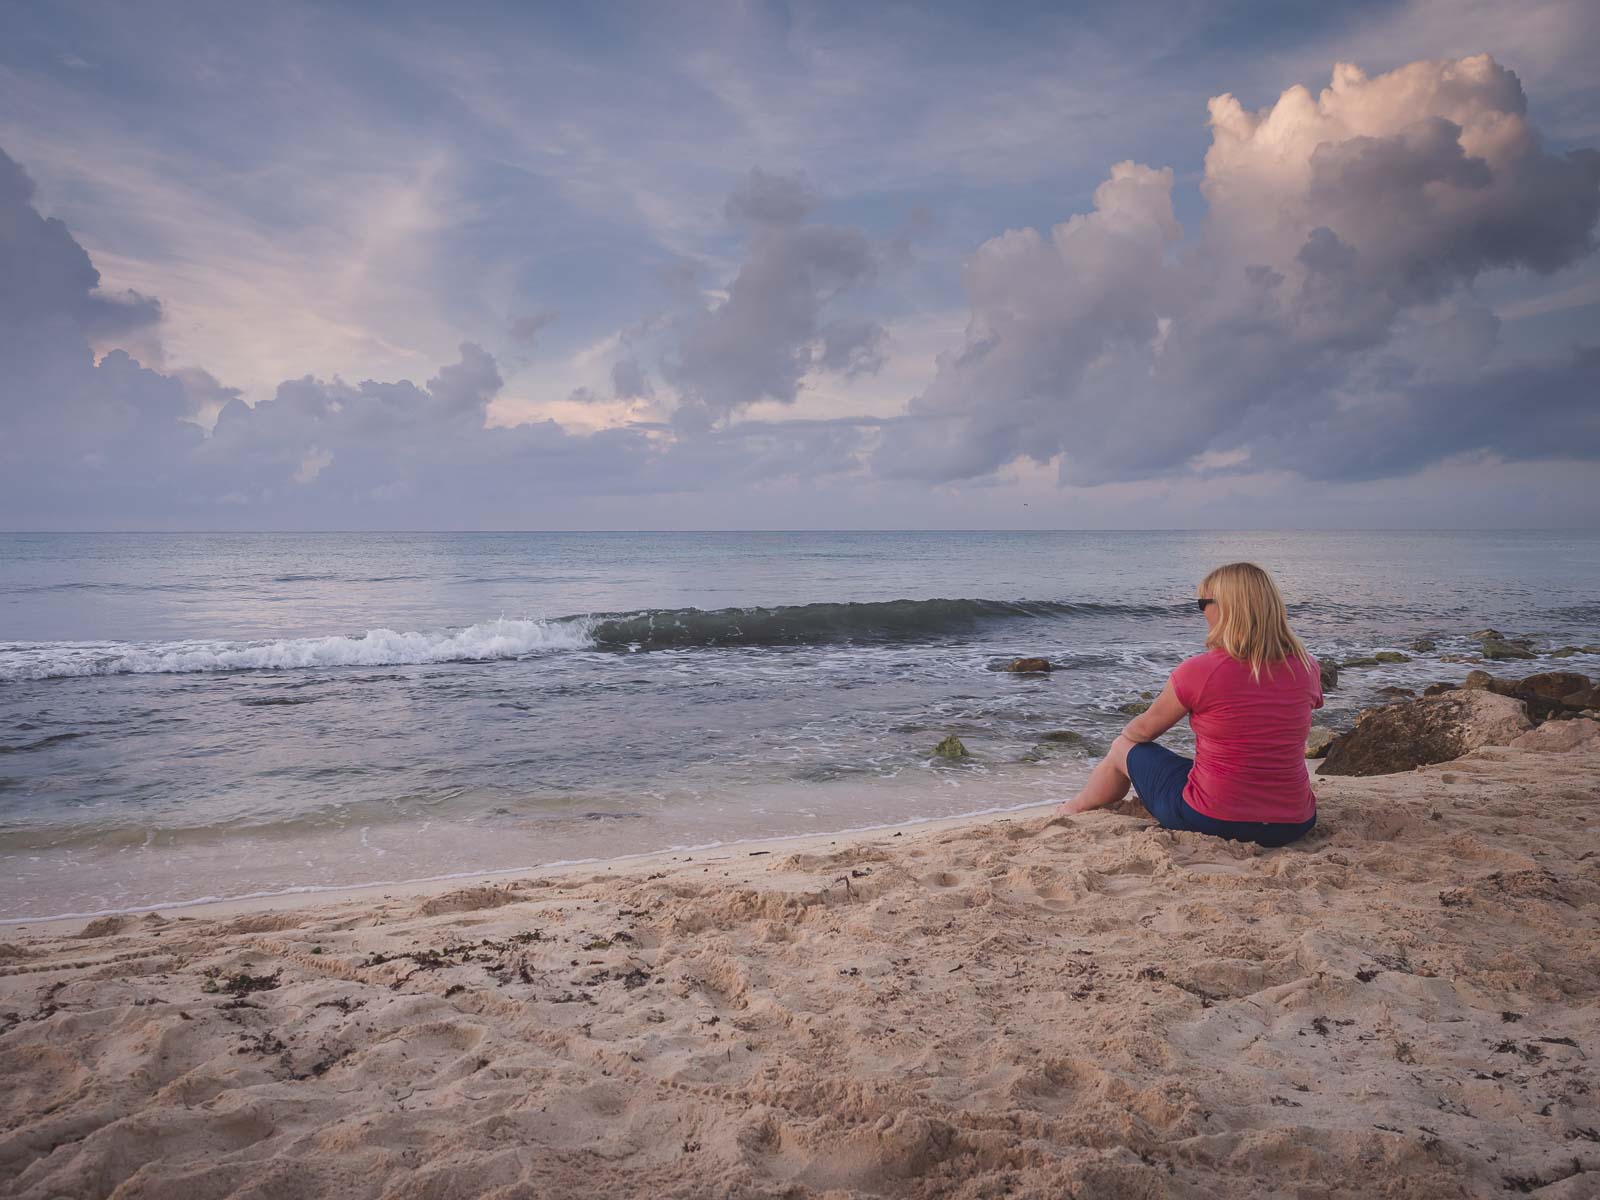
top-left (665, 169), bottom-right (886, 431)
top-left (874, 55), bottom-right (1600, 486)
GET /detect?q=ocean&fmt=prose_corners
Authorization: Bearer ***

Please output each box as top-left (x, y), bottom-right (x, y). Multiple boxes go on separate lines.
top-left (2, 530), bottom-right (1596, 921)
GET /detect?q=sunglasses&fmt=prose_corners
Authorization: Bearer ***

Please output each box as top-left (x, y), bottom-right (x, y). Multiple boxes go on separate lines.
top-left (1195, 598), bottom-right (1216, 611)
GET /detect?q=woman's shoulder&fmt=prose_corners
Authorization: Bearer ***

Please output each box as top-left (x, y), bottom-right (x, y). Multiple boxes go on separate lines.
top-left (1175, 647), bottom-right (1229, 674)
top-left (1171, 648), bottom-right (1229, 706)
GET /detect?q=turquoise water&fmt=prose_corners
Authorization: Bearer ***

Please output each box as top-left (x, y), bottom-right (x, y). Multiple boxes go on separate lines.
top-left (2, 530), bottom-right (1596, 920)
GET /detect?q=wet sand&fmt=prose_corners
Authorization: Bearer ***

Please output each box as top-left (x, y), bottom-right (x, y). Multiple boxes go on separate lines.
top-left (2, 732), bottom-right (1597, 1198)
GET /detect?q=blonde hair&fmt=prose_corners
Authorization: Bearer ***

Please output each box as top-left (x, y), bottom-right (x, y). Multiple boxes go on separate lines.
top-left (1199, 562), bottom-right (1312, 682)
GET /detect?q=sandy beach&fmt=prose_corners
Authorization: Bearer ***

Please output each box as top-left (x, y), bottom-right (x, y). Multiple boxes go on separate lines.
top-left (3, 730), bottom-right (1598, 1199)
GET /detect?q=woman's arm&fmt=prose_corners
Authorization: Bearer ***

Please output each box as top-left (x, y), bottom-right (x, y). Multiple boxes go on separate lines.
top-left (1120, 677), bottom-right (1187, 744)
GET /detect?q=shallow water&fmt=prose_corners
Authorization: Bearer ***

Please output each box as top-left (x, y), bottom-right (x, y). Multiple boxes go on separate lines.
top-left (2, 530), bottom-right (1596, 920)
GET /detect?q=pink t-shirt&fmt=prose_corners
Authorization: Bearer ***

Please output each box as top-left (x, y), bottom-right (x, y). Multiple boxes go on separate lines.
top-left (1169, 648), bottom-right (1322, 824)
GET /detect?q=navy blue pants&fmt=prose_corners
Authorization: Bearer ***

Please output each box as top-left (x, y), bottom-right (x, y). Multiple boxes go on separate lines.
top-left (1125, 742), bottom-right (1316, 848)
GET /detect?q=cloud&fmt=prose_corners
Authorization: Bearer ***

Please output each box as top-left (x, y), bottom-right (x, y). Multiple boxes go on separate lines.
top-left (508, 310), bottom-right (558, 344)
top-left (0, 149), bottom-right (886, 527)
top-left (664, 169), bottom-right (886, 430)
top-left (611, 355), bottom-right (654, 400)
top-left (874, 55), bottom-right (1600, 485)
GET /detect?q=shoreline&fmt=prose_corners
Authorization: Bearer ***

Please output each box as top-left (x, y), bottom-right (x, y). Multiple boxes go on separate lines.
top-left (4, 738), bottom-right (1597, 1197)
top-left (2, 797), bottom-right (1068, 937)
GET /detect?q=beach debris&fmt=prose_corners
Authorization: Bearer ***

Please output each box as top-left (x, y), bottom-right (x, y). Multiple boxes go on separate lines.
top-left (1410, 638), bottom-right (1437, 652)
top-left (202, 968), bottom-right (282, 998)
top-left (1318, 690), bottom-right (1530, 776)
top-left (932, 734), bottom-right (969, 759)
top-left (1005, 656), bottom-right (1053, 673)
top-left (1305, 726), bottom-right (1337, 758)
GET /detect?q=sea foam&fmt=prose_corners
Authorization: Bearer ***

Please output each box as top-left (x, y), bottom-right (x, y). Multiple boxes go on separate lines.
top-left (0, 617), bottom-right (596, 681)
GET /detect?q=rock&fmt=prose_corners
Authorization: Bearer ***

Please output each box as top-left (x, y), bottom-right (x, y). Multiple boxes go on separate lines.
top-left (1421, 681), bottom-right (1457, 697)
top-left (1373, 651), bottom-right (1409, 663)
top-left (1305, 726), bottom-right (1337, 757)
top-left (1317, 691), bottom-right (1531, 777)
top-left (1034, 730), bottom-right (1101, 757)
top-left (1117, 701), bottom-right (1151, 716)
top-left (1586, 645), bottom-right (1600, 654)
top-left (1481, 637), bottom-right (1535, 661)
top-left (932, 734), bottom-right (969, 759)
top-left (1409, 638), bottom-right (1437, 652)
top-left (1139, 690), bottom-right (1154, 700)
top-left (1460, 669), bottom-right (1592, 723)
top-left (1563, 685), bottom-right (1600, 710)
top-left (1318, 660), bottom-right (1338, 691)
top-left (1550, 646), bottom-right (1580, 658)
top-left (1471, 628), bottom-right (1504, 641)
top-left (1516, 671), bottom-right (1591, 701)
top-left (1040, 729), bottom-right (1089, 744)
top-left (1377, 685), bottom-right (1415, 698)
top-left (1343, 656), bottom-right (1380, 668)
top-left (1006, 657), bottom-right (1053, 673)
top-left (1509, 718), bottom-right (1600, 753)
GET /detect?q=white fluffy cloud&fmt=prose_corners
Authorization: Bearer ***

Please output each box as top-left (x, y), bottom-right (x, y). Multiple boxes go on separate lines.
top-left (875, 55), bottom-right (1600, 484)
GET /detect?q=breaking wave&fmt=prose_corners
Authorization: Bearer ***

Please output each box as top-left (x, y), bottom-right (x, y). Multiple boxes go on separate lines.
top-left (0, 596), bottom-right (1173, 681)
top-left (0, 618), bottom-right (594, 681)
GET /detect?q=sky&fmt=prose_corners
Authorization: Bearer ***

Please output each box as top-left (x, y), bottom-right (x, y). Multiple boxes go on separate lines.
top-left (1, 0), bottom-right (1597, 530)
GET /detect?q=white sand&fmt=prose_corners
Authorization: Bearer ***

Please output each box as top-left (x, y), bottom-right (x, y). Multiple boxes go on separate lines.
top-left (2, 734), bottom-right (1598, 1198)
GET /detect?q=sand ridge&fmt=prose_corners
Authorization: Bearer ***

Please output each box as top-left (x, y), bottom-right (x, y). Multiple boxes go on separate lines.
top-left (2, 740), bottom-right (1598, 1198)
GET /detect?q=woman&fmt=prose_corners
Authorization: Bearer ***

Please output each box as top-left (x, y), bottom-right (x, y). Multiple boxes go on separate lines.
top-left (1057, 561), bottom-right (1320, 847)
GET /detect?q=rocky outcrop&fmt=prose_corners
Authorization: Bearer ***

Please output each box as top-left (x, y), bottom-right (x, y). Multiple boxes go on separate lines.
top-left (1305, 726), bottom-right (1337, 758)
top-left (932, 735), bottom-right (969, 759)
top-left (1516, 671), bottom-right (1591, 701)
top-left (1459, 668), bottom-right (1594, 723)
top-left (1374, 651), bottom-right (1409, 663)
top-left (1006, 657), bottom-right (1053, 673)
top-left (1509, 718), bottom-right (1600, 753)
top-left (1039, 729), bottom-right (1092, 745)
top-left (1319, 660), bottom-right (1339, 691)
top-left (1317, 690), bottom-right (1531, 777)
top-left (1481, 637), bottom-right (1535, 661)
top-left (1409, 638), bottom-right (1436, 652)
top-left (1564, 685), bottom-right (1600, 711)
